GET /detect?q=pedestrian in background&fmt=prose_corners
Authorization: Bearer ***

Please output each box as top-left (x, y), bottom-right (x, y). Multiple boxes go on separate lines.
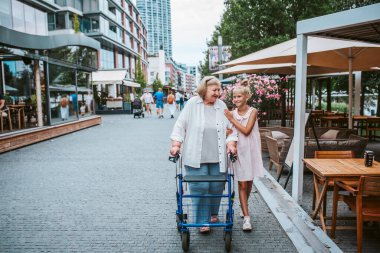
top-left (154, 88), bottom-right (164, 118)
top-left (175, 91), bottom-right (182, 111)
top-left (179, 92), bottom-right (184, 111)
top-left (141, 90), bottom-right (153, 116)
top-left (224, 80), bottom-right (264, 231)
top-left (60, 95), bottom-right (69, 121)
top-left (167, 91), bottom-right (176, 118)
top-left (170, 76), bottom-right (237, 233)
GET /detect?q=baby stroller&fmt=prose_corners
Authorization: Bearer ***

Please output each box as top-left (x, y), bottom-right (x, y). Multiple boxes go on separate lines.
top-left (169, 153), bottom-right (236, 252)
top-left (133, 98), bottom-right (144, 118)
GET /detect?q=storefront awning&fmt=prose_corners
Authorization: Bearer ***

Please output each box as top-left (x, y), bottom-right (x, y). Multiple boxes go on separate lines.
top-left (92, 70), bottom-right (140, 87)
top-left (122, 80), bottom-right (140, 88)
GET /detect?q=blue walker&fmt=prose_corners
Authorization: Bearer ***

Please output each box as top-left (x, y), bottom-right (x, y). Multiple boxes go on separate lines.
top-left (169, 153), bottom-right (236, 252)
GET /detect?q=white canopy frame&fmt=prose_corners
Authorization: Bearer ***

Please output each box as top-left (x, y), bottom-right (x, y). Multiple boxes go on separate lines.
top-left (293, 3), bottom-right (380, 203)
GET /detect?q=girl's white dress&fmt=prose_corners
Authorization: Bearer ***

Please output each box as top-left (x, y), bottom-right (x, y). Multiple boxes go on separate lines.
top-left (233, 107), bottom-right (264, 181)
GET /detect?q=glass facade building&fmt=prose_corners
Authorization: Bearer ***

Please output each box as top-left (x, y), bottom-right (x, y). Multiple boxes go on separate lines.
top-left (136, 0), bottom-right (172, 57)
top-left (0, 0), bottom-right (100, 134)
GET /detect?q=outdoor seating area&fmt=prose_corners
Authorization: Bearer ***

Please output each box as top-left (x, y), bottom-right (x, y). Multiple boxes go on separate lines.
top-left (0, 104), bottom-right (38, 133)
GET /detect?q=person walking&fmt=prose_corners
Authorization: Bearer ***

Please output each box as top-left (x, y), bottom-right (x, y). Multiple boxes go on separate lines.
top-left (154, 88), bottom-right (164, 118)
top-left (179, 92), bottom-right (184, 111)
top-left (167, 91), bottom-right (176, 118)
top-left (170, 76), bottom-right (237, 233)
top-left (224, 80), bottom-right (264, 231)
top-left (60, 95), bottom-right (69, 121)
top-left (175, 91), bottom-right (182, 111)
top-left (140, 90), bottom-right (153, 116)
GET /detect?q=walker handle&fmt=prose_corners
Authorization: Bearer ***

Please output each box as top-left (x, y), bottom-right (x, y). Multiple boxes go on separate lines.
top-left (229, 152), bottom-right (237, 163)
top-left (168, 152), bottom-right (180, 163)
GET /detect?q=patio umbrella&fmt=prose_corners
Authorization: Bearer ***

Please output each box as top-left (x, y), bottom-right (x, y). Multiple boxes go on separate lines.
top-left (213, 63), bottom-right (344, 76)
top-left (5, 85), bottom-right (18, 92)
top-left (224, 36), bottom-right (380, 128)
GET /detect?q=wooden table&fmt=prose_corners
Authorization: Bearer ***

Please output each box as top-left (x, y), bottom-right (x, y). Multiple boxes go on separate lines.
top-left (320, 116), bottom-right (347, 128)
top-left (303, 158), bottom-right (380, 231)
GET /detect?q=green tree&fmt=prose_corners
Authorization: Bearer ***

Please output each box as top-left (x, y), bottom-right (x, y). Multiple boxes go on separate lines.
top-left (72, 14), bottom-right (80, 33)
top-left (199, 0), bottom-right (380, 74)
top-left (134, 56), bottom-right (146, 93)
top-left (152, 73), bottom-right (163, 92)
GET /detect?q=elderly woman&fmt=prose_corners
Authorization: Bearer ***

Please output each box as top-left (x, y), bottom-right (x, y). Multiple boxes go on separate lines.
top-left (170, 76), bottom-right (237, 233)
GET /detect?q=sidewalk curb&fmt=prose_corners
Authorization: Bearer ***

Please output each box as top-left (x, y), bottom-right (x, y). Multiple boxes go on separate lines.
top-left (254, 170), bottom-right (343, 253)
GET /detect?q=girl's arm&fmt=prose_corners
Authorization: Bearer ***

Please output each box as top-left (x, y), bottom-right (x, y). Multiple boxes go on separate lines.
top-left (224, 109), bottom-right (258, 136)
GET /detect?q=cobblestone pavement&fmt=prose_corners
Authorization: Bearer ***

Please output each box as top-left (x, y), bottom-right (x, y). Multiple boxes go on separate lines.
top-left (265, 153), bottom-right (380, 253)
top-left (1, 110), bottom-right (297, 252)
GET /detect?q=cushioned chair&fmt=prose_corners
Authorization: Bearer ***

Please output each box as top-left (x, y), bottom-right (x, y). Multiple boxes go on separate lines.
top-left (331, 176), bottom-right (380, 253)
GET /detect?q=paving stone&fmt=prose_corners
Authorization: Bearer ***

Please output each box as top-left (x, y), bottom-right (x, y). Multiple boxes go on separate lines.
top-left (1, 110), bottom-right (296, 252)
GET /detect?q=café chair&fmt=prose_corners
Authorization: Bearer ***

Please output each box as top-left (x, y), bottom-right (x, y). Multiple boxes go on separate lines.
top-left (10, 107), bottom-right (26, 129)
top-left (0, 108), bottom-right (13, 133)
top-left (266, 135), bottom-right (291, 181)
top-left (331, 176), bottom-right (380, 253)
top-left (312, 150), bottom-right (354, 214)
top-left (366, 117), bottom-right (380, 140)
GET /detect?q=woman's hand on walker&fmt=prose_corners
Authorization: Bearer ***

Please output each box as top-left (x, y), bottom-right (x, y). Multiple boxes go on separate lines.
top-left (224, 109), bottom-right (233, 121)
top-left (170, 146), bottom-right (180, 156)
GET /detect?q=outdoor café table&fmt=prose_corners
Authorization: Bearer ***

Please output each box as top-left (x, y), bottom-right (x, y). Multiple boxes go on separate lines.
top-left (303, 158), bottom-right (380, 232)
top-left (320, 116), bottom-right (347, 128)
top-left (352, 115), bottom-right (380, 137)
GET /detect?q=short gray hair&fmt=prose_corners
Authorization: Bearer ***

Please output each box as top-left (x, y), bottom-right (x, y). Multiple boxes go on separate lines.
top-left (197, 76), bottom-right (221, 99)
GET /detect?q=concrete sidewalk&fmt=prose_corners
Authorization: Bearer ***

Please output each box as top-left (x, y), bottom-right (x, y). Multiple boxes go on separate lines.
top-left (0, 112), bottom-right (299, 252)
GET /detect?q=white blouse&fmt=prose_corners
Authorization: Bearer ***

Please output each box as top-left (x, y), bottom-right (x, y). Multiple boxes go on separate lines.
top-left (170, 96), bottom-right (238, 172)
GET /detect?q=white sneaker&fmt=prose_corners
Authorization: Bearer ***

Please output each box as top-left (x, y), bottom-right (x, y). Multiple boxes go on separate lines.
top-left (239, 211), bottom-right (244, 218)
top-left (243, 218), bottom-right (252, 231)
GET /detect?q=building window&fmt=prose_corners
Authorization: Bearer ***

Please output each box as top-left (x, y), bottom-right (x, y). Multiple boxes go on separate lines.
top-left (118, 52), bottom-right (123, 68)
top-left (0, 0), bottom-right (12, 28)
top-left (12, 0), bottom-right (25, 33)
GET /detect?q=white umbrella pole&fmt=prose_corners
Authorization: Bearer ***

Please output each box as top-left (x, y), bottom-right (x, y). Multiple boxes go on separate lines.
top-left (348, 49), bottom-right (353, 129)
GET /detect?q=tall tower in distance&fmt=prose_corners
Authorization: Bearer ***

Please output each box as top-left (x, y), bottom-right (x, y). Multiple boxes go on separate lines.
top-left (137, 0), bottom-right (172, 58)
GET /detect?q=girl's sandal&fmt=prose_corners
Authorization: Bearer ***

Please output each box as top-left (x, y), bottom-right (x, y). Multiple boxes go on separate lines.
top-left (199, 227), bottom-right (210, 233)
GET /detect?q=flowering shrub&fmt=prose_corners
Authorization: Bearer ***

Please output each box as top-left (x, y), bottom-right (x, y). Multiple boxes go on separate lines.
top-left (222, 74), bottom-right (288, 124)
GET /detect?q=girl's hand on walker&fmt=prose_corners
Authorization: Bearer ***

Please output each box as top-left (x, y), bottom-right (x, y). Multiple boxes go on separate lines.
top-left (224, 109), bottom-right (233, 121)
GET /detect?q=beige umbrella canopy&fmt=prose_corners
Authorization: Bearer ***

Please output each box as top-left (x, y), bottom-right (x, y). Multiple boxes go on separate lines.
top-left (224, 36), bottom-right (380, 70)
top-left (213, 63), bottom-right (344, 75)
top-left (224, 36), bottom-right (380, 128)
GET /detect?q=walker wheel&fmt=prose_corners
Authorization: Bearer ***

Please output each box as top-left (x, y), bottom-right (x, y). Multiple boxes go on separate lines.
top-left (224, 231), bottom-right (232, 252)
top-left (181, 231), bottom-right (190, 251)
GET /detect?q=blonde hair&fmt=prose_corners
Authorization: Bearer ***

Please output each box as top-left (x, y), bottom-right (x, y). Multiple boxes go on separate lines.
top-left (197, 76), bottom-right (221, 99)
top-left (233, 79), bottom-right (252, 99)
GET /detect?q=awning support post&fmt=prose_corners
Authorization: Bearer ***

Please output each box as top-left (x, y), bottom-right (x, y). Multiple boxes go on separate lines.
top-left (292, 34), bottom-right (308, 203)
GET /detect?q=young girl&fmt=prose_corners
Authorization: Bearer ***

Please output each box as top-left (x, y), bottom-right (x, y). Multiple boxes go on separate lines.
top-left (224, 80), bottom-right (264, 231)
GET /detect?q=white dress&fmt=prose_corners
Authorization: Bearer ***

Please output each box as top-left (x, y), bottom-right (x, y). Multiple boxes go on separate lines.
top-left (233, 107), bottom-right (264, 181)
